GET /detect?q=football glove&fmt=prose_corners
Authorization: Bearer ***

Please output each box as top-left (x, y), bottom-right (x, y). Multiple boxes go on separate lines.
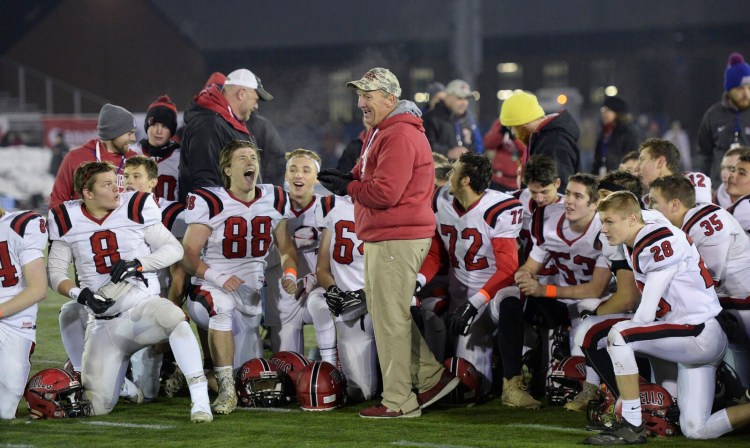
top-left (110, 259), bottom-right (143, 284)
top-left (324, 285), bottom-right (345, 316)
top-left (339, 289), bottom-right (367, 321)
top-left (449, 302), bottom-right (478, 336)
top-left (74, 287), bottom-right (116, 315)
top-left (317, 168), bottom-right (353, 196)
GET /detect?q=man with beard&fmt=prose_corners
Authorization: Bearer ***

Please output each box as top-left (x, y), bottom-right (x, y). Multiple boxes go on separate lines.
top-left (698, 53), bottom-right (750, 185)
top-left (500, 91), bottom-right (580, 192)
top-left (179, 68), bottom-right (273, 203)
top-left (50, 103), bottom-right (138, 208)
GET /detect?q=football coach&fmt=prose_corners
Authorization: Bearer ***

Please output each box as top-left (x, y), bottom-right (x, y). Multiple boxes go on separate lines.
top-left (318, 67), bottom-right (458, 419)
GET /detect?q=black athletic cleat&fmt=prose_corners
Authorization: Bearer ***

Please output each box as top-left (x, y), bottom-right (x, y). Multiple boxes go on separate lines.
top-left (583, 420), bottom-right (647, 445)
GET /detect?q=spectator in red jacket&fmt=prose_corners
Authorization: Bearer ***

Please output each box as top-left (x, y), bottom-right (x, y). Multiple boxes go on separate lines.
top-left (49, 104), bottom-right (137, 208)
top-left (483, 119), bottom-right (525, 192)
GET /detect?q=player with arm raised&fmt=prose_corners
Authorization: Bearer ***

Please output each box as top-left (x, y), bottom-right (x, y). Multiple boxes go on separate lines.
top-left (0, 206), bottom-right (47, 419)
top-left (182, 140), bottom-right (297, 415)
top-left (419, 153), bottom-right (539, 407)
top-left (46, 161), bottom-right (211, 422)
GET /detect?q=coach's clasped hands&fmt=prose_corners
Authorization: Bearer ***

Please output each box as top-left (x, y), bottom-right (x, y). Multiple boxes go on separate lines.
top-left (317, 168), bottom-right (353, 196)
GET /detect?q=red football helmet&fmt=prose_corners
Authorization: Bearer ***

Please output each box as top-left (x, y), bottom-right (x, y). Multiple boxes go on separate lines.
top-left (617, 383), bottom-right (680, 437)
top-left (24, 368), bottom-right (89, 419)
top-left (269, 351), bottom-right (310, 403)
top-left (296, 361), bottom-right (346, 411)
top-left (442, 357), bottom-right (481, 405)
top-left (588, 382), bottom-right (680, 437)
top-left (547, 355), bottom-right (586, 406)
top-left (235, 358), bottom-right (285, 407)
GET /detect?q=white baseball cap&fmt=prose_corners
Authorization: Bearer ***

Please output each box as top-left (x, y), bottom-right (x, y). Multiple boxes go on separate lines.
top-left (224, 68), bottom-right (273, 101)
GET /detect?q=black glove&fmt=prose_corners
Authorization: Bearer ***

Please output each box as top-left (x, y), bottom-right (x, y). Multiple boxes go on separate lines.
top-left (449, 302), bottom-right (478, 336)
top-left (110, 259), bottom-right (143, 283)
top-left (77, 288), bottom-right (116, 315)
top-left (318, 168), bottom-right (353, 180)
top-left (324, 285), bottom-right (344, 316)
top-left (339, 289), bottom-right (367, 321)
top-left (318, 169), bottom-right (353, 196)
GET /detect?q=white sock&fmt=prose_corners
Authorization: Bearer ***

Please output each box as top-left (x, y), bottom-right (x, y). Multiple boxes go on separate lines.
top-left (169, 321), bottom-right (204, 376)
top-left (585, 366), bottom-right (600, 386)
top-left (214, 365), bottom-right (233, 388)
top-left (621, 398), bottom-right (642, 427)
top-left (319, 347), bottom-right (338, 365)
top-left (119, 377), bottom-right (138, 398)
top-left (186, 373), bottom-right (210, 410)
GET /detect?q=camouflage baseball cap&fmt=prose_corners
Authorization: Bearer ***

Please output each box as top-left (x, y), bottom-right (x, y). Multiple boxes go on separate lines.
top-left (347, 67), bottom-right (401, 97)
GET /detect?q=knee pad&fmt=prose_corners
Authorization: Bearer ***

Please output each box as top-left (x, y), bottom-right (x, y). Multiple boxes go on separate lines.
top-left (153, 300), bottom-right (187, 334)
top-left (606, 328), bottom-right (638, 376)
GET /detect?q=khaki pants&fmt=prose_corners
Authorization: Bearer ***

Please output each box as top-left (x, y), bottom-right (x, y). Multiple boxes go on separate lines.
top-left (364, 238), bottom-right (443, 413)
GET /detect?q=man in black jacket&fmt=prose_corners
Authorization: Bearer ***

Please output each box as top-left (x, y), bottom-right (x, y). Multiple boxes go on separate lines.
top-left (178, 68), bottom-right (273, 203)
top-left (697, 52), bottom-right (750, 185)
top-left (423, 79), bottom-right (483, 160)
top-left (500, 91), bottom-right (580, 192)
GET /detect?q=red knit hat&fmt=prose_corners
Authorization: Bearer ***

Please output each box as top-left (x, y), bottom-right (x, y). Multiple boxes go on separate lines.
top-left (145, 95), bottom-right (178, 137)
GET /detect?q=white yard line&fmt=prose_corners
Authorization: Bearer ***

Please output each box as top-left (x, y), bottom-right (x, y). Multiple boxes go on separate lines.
top-left (235, 407), bottom-right (301, 413)
top-left (1, 445), bottom-right (35, 448)
top-left (82, 421), bottom-right (174, 430)
top-left (504, 423), bottom-right (590, 434)
top-left (391, 441), bottom-right (477, 448)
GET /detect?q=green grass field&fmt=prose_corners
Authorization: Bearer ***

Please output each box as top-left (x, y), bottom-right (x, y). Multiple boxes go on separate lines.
top-left (1, 291), bottom-right (749, 447)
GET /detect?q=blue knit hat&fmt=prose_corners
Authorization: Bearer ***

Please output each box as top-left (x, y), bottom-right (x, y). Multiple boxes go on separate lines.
top-left (724, 53), bottom-right (750, 91)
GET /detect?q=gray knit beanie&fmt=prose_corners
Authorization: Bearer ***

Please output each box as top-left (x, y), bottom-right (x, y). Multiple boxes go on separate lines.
top-left (98, 103), bottom-right (136, 140)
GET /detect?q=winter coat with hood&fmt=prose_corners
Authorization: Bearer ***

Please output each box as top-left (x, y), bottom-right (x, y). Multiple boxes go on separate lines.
top-left (698, 93), bottom-right (750, 184)
top-left (525, 110), bottom-right (581, 191)
top-left (178, 85), bottom-right (253, 203)
top-left (347, 100), bottom-right (435, 242)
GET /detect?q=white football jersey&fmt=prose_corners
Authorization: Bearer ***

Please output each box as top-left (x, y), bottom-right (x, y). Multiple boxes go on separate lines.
top-left (155, 198), bottom-right (187, 292)
top-left (600, 209), bottom-right (670, 269)
top-left (0, 211), bottom-right (46, 340)
top-left (158, 198), bottom-right (186, 239)
top-left (315, 195), bottom-right (364, 292)
top-left (684, 171), bottom-right (713, 205)
top-left (132, 143), bottom-right (180, 202)
top-left (48, 191), bottom-right (161, 293)
top-left (626, 222), bottom-right (722, 325)
top-left (184, 185), bottom-right (291, 286)
top-left (512, 188), bottom-right (561, 282)
top-left (530, 202), bottom-right (608, 287)
top-left (681, 203), bottom-right (750, 302)
top-left (434, 187), bottom-right (522, 300)
top-left (286, 195), bottom-right (322, 276)
top-left (727, 193), bottom-right (750, 235)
